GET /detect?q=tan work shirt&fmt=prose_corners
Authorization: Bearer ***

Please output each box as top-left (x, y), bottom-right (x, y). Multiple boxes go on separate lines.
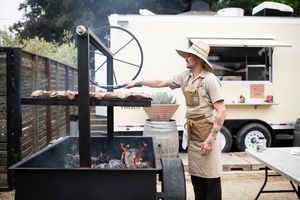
top-left (166, 69), bottom-right (223, 118)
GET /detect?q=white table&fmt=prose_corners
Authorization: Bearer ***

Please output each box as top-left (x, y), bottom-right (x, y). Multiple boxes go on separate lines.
top-left (246, 147), bottom-right (300, 200)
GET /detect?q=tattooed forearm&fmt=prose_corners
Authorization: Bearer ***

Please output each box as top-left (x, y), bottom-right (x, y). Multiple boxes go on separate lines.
top-left (207, 140), bottom-right (212, 147)
top-left (211, 128), bottom-right (219, 137)
top-left (214, 116), bottom-right (223, 127)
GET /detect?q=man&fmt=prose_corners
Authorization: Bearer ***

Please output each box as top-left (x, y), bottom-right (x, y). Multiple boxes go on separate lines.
top-left (125, 40), bottom-right (226, 200)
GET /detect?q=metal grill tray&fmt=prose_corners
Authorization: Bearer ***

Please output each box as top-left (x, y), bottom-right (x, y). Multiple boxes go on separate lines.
top-left (21, 97), bottom-right (151, 107)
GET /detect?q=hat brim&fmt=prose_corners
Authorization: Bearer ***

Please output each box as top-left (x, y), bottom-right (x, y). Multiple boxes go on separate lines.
top-left (176, 48), bottom-right (213, 71)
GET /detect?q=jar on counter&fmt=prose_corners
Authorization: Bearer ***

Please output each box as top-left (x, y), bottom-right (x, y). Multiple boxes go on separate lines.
top-left (257, 137), bottom-right (266, 152)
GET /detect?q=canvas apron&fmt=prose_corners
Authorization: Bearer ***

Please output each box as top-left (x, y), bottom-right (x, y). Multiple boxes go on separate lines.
top-left (184, 76), bottom-right (222, 178)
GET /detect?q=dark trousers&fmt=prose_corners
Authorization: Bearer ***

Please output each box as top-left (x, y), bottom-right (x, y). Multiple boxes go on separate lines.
top-left (191, 175), bottom-right (222, 200)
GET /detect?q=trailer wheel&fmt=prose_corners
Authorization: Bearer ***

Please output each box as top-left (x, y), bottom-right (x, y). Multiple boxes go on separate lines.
top-left (220, 126), bottom-right (233, 152)
top-left (236, 123), bottom-right (272, 151)
top-left (160, 158), bottom-right (186, 200)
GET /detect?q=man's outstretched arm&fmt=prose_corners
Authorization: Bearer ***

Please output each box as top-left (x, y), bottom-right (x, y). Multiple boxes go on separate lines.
top-left (124, 79), bottom-right (168, 88)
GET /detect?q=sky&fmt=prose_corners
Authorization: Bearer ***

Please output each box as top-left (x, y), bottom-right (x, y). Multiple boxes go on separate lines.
top-left (0, 0), bottom-right (24, 29)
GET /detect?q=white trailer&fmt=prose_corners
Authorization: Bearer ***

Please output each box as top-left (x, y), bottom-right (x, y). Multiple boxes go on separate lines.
top-left (95, 9), bottom-right (300, 152)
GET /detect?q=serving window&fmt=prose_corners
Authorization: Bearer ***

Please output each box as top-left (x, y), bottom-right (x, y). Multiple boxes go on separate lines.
top-left (208, 46), bottom-right (272, 81)
top-left (188, 36), bottom-right (291, 82)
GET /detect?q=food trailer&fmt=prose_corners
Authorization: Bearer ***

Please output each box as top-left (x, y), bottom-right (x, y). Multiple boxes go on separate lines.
top-left (101, 3), bottom-right (300, 152)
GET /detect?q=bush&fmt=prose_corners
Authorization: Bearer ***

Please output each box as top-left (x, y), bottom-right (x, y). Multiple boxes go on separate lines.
top-left (0, 28), bottom-right (21, 47)
top-left (0, 28), bottom-right (77, 66)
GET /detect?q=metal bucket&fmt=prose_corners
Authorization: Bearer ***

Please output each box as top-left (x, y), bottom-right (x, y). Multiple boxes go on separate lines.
top-left (143, 119), bottom-right (179, 161)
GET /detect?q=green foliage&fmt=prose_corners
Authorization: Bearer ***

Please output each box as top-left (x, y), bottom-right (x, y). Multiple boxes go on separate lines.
top-left (151, 92), bottom-right (177, 104)
top-left (51, 40), bottom-right (77, 67)
top-left (0, 29), bottom-right (21, 47)
top-left (22, 37), bottom-right (56, 56)
top-left (22, 35), bottom-right (77, 66)
top-left (0, 28), bottom-right (77, 66)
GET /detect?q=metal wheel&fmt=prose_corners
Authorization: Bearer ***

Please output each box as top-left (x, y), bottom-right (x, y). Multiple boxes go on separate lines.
top-left (90, 25), bottom-right (143, 90)
top-left (160, 158), bottom-right (186, 200)
top-left (236, 123), bottom-right (272, 151)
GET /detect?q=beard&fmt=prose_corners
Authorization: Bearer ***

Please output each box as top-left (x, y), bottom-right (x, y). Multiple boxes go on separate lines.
top-left (186, 63), bottom-right (194, 69)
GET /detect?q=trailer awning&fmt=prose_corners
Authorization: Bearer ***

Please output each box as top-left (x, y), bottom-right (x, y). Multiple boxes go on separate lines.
top-left (189, 37), bottom-right (292, 47)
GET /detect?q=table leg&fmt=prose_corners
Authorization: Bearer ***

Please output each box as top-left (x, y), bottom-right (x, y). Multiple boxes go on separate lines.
top-left (255, 167), bottom-right (300, 200)
top-left (255, 167), bottom-right (268, 200)
top-left (290, 183), bottom-right (300, 199)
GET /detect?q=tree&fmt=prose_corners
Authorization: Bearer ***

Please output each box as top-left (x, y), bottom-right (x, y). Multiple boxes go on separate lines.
top-left (11, 0), bottom-right (191, 43)
top-left (11, 0), bottom-right (300, 42)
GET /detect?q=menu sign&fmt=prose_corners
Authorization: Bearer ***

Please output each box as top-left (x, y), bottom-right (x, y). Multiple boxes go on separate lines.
top-left (250, 84), bottom-right (264, 98)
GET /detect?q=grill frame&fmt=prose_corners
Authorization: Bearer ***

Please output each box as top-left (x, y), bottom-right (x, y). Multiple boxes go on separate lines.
top-left (10, 136), bottom-right (158, 200)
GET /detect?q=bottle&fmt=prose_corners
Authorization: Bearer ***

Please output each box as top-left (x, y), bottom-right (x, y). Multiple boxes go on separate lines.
top-left (239, 94), bottom-right (245, 103)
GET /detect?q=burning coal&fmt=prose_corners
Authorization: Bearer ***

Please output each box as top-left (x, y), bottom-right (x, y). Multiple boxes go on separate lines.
top-left (64, 141), bottom-right (152, 169)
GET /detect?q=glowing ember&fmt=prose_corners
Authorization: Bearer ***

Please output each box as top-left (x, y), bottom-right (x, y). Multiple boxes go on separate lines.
top-left (64, 141), bottom-right (152, 169)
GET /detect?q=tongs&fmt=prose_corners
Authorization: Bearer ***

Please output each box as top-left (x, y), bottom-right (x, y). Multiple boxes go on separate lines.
top-left (90, 79), bottom-right (142, 89)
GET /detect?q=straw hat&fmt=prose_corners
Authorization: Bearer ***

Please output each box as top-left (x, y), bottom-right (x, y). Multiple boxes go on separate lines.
top-left (176, 40), bottom-right (213, 71)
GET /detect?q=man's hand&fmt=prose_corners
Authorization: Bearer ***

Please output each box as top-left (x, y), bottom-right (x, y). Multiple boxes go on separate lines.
top-left (201, 138), bottom-right (213, 156)
top-left (124, 81), bottom-right (138, 89)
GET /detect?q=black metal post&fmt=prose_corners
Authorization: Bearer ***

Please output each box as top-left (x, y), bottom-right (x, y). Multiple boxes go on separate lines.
top-left (107, 52), bottom-right (114, 140)
top-left (77, 28), bottom-right (91, 167)
top-left (6, 48), bottom-right (22, 190)
top-left (76, 25), bottom-right (114, 167)
top-left (45, 59), bottom-right (52, 144)
top-left (65, 65), bottom-right (70, 135)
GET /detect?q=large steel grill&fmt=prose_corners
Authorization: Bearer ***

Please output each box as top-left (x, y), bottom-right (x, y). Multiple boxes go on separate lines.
top-left (9, 25), bottom-right (186, 200)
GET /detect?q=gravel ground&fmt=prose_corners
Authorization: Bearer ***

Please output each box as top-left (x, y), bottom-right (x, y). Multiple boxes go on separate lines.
top-left (1, 171), bottom-right (298, 200)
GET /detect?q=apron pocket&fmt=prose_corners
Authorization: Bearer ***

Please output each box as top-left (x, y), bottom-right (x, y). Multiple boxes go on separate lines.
top-left (190, 119), bottom-right (213, 142)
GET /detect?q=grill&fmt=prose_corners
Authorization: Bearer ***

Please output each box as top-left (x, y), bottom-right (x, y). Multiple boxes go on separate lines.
top-left (9, 26), bottom-right (186, 200)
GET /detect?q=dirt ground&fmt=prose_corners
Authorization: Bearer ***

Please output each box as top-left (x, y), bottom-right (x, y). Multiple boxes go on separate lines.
top-left (188, 171), bottom-right (299, 200)
top-left (1, 170), bottom-right (298, 200)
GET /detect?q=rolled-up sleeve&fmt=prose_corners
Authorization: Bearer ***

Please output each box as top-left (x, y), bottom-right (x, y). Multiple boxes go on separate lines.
top-left (166, 73), bottom-right (184, 90)
top-left (205, 77), bottom-right (224, 103)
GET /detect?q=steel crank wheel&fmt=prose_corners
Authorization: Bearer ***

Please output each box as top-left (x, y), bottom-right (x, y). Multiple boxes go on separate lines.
top-left (90, 25), bottom-right (143, 90)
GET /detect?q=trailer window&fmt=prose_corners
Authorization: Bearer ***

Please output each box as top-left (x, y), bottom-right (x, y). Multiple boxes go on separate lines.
top-left (208, 47), bottom-right (272, 81)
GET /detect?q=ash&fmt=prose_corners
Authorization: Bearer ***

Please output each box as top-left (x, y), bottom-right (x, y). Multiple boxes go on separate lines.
top-left (64, 142), bottom-right (153, 169)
